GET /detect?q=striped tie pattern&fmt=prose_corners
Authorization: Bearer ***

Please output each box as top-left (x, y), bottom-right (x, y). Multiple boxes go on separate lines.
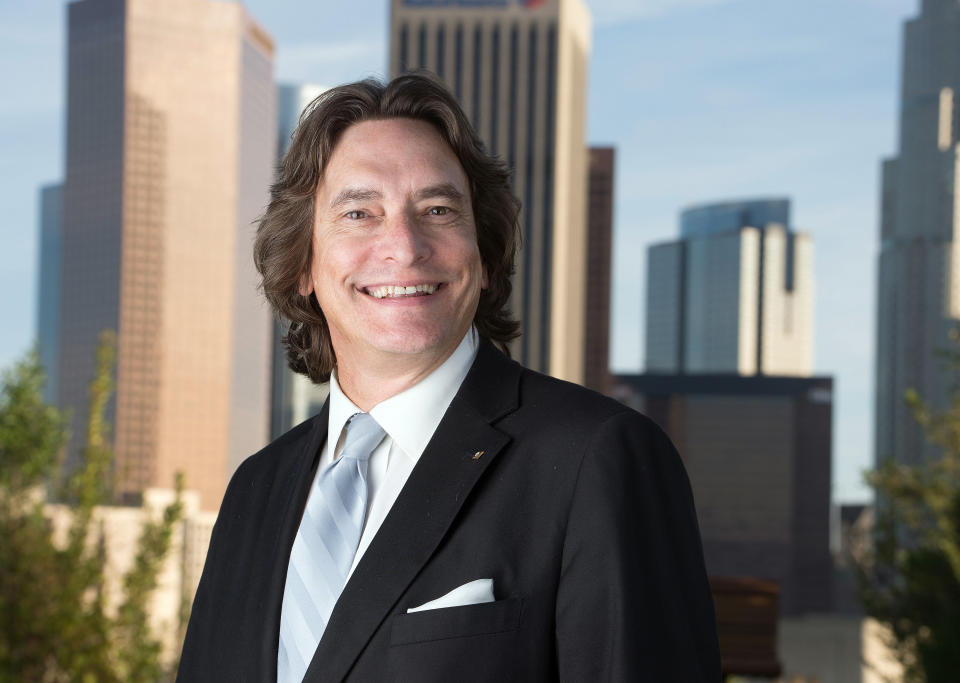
top-left (277, 412), bottom-right (385, 683)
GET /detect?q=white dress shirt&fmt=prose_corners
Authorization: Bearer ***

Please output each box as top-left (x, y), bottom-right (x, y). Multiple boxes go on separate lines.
top-left (317, 328), bottom-right (479, 578)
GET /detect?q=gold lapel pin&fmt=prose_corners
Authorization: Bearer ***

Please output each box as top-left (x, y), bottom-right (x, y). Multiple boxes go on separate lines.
top-left (472, 451), bottom-right (484, 460)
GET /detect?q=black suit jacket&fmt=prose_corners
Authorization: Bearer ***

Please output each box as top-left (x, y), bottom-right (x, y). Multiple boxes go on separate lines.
top-left (178, 342), bottom-right (721, 681)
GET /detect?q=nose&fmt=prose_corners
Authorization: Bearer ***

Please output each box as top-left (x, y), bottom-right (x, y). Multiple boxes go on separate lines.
top-left (379, 210), bottom-right (431, 265)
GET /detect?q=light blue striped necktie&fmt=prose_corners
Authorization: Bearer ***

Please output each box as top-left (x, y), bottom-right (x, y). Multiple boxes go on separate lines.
top-left (277, 412), bottom-right (385, 683)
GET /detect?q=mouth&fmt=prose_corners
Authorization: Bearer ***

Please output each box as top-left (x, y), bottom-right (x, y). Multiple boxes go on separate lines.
top-left (363, 283), bottom-right (441, 299)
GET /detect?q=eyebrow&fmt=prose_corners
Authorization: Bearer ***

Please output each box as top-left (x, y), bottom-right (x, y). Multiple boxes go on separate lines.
top-left (329, 183), bottom-right (468, 209)
top-left (414, 183), bottom-right (467, 203)
top-left (329, 187), bottom-right (382, 209)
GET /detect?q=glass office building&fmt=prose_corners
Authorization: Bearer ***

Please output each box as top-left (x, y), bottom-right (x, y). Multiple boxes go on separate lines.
top-left (646, 198), bottom-right (813, 377)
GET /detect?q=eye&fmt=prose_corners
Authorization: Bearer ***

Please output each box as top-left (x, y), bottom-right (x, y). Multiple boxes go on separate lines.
top-left (427, 206), bottom-right (450, 216)
top-left (345, 210), bottom-right (368, 220)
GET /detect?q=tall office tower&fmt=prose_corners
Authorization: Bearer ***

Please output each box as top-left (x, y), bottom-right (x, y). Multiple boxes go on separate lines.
top-left (269, 83), bottom-right (331, 440)
top-left (389, 0), bottom-right (592, 383)
top-left (36, 183), bottom-right (63, 406)
top-left (646, 198), bottom-right (813, 376)
top-left (877, 0), bottom-right (960, 467)
top-left (59, 0), bottom-right (275, 510)
top-left (583, 147), bottom-right (614, 394)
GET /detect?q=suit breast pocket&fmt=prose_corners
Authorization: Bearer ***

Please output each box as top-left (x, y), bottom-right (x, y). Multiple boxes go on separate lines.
top-left (390, 597), bottom-right (522, 646)
top-left (385, 598), bottom-right (524, 682)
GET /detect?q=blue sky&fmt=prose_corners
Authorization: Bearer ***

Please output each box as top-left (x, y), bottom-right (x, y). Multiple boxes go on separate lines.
top-left (0, 0), bottom-right (918, 502)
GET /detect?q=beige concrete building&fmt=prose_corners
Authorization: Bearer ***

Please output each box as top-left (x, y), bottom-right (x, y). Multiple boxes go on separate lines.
top-left (59, 0), bottom-right (275, 511)
top-left (390, 0), bottom-right (591, 382)
top-left (775, 615), bottom-right (902, 683)
top-left (47, 488), bottom-right (217, 664)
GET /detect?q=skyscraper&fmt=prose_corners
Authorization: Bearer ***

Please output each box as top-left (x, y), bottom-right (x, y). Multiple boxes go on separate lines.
top-left (59, 0), bottom-right (275, 510)
top-left (583, 146), bottom-right (614, 394)
top-left (877, 0), bottom-right (960, 466)
top-left (646, 198), bottom-right (813, 376)
top-left (36, 182), bottom-right (63, 406)
top-left (389, 0), bottom-right (591, 383)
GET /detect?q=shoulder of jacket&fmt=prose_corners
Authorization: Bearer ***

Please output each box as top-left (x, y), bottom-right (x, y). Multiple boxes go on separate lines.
top-left (231, 413), bottom-right (319, 482)
top-left (516, 366), bottom-right (634, 419)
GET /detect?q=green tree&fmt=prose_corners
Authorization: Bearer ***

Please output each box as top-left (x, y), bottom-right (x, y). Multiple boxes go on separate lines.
top-left (0, 333), bottom-right (185, 682)
top-left (856, 355), bottom-right (960, 682)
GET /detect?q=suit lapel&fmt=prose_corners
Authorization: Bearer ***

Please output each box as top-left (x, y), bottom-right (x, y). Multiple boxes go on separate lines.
top-left (259, 402), bottom-right (330, 682)
top-left (304, 343), bottom-right (522, 682)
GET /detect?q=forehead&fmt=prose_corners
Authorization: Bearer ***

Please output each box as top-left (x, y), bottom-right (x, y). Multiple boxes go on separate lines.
top-left (319, 118), bottom-right (470, 196)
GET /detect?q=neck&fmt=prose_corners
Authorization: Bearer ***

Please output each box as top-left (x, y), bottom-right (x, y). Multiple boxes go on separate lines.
top-left (332, 330), bottom-right (475, 411)
top-left (334, 355), bottom-right (448, 412)
top-left (337, 347), bottom-right (464, 412)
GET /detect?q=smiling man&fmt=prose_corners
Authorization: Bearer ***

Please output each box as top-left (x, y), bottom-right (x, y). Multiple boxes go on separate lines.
top-left (306, 117), bottom-right (486, 408)
top-left (178, 74), bottom-right (720, 682)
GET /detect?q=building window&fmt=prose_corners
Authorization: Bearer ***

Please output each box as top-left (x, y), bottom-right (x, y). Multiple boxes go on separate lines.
top-left (541, 22), bottom-right (558, 367)
top-left (508, 24), bottom-right (518, 175)
top-left (454, 24), bottom-right (463, 100)
top-left (522, 25), bottom-right (538, 363)
top-left (436, 24), bottom-right (446, 78)
top-left (399, 23), bottom-right (409, 73)
top-left (472, 25), bottom-right (483, 129)
top-left (418, 22), bottom-right (427, 69)
top-left (490, 25), bottom-right (500, 153)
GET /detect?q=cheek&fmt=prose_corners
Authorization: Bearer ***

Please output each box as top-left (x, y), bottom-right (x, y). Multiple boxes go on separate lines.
top-left (312, 242), bottom-right (353, 285)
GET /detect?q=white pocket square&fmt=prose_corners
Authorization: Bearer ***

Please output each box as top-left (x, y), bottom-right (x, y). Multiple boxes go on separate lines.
top-left (406, 578), bottom-right (495, 613)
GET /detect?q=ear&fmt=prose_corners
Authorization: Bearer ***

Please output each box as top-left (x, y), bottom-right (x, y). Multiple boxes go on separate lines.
top-left (298, 271), bottom-right (315, 297)
top-left (481, 262), bottom-right (489, 290)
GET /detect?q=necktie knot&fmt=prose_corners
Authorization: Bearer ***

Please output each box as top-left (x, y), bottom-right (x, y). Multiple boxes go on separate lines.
top-left (339, 412), bottom-right (385, 464)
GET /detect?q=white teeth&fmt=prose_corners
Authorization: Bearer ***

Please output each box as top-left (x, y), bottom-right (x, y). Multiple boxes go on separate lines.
top-left (367, 284), bottom-right (438, 299)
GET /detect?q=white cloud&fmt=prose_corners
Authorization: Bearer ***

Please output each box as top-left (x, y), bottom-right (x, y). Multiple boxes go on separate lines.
top-left (587, 0), bottom-right (740, 26)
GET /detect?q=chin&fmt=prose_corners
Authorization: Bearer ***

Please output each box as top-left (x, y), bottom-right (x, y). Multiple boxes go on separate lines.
top-left (377, 339), bottom-right (446, 358)
top-left (375, 330), bottom-right (457, 358)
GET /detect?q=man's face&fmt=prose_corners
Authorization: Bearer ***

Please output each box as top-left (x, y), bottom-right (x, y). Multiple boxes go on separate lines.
top-left (302, 117), bottom-right (486, 378)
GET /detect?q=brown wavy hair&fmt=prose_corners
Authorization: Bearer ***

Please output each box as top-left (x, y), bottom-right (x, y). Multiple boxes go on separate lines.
top-left (254, 72), bottom-right (521, 383)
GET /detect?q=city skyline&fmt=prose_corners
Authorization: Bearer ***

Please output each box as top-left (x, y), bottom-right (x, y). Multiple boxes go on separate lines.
top-left (1, 0), bottom-right (918, 503)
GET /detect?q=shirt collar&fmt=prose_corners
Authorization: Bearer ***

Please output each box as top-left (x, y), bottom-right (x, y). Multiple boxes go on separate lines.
top-left (327, 374), bottom-right (362, 460)
top-left (328, 328), bottom-right (479, 463)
